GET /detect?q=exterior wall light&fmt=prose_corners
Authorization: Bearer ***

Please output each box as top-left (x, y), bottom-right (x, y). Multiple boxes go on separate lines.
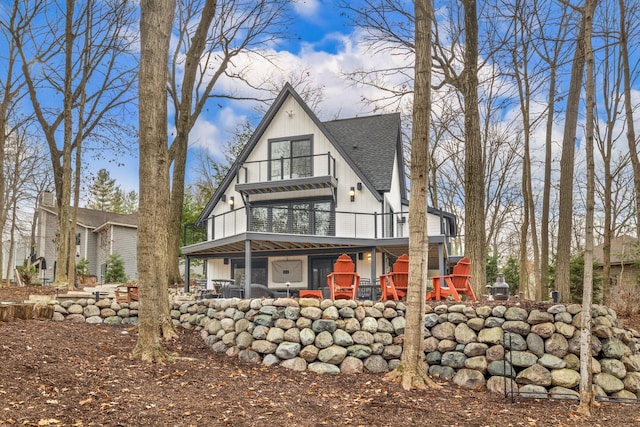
top-left (349, 187), bottom-right (355, 202)
top-left (229, 196), bottom-right (235, 209)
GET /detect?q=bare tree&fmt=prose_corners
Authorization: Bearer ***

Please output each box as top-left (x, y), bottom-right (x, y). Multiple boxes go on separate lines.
top-left (532, 1), bottom-right (572, 300)
top-left (133, 0), bottom-right (176, 362)
top-left (387, 0), bottom-right (439, 390)
top-left (13, 0), bottom-right (137, 285)
top-left (593, 0), bottom-right (626, 303)
top-left (505, 0), bottom-right (546, 299)
top-left (0, 0), bottom-right (31, 279)
top-left (595, 154), bottom-right (635, 239)
top-left (455, 0), bottom-right (485, 296)
top-left (618, 0), bottom-right (640, 239)
top-left (166, 0), bottom-right (291, 286)
top-left (191, 120), bottom-right (254, 205)
top-left (555, 4), bottom-right (589, 303)
top-left (2, 123), bottom-right (50, 285)
top-left (578, 0), bottom-right (598, 415)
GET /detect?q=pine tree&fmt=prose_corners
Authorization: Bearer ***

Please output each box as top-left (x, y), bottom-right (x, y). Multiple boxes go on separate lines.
top-left (87, 169), bottom-right (118, 211)
top-left (119, 190), bottom-right (138, 214)
top-left (86, 169), bottom-right (138, 213)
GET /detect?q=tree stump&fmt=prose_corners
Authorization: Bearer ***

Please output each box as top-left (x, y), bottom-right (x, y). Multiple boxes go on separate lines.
top-left (0, 304), bottom-right (14, 321)
top-left (33, 304), bottom-right (54, 319)
top-left (0, 303), bottom-right (54, 321)
top-left (13, 304), bottom-right (34, 320)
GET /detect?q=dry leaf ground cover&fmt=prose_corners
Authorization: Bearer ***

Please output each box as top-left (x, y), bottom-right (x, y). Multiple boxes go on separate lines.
top-left (0, 285), bottom-right (639, 426)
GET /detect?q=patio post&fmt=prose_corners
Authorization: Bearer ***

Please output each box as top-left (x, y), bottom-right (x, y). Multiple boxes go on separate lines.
top-left (184, 256), bottom-right (191, 292)
top-left (370, 247), bottom-right (376, 288)
top-left (245, 240), bottom-right (252, 298)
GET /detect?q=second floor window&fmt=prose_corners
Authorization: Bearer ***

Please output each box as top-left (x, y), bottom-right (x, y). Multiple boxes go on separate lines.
top-left (250, 200), bottom-right (332, 236)
top-left (269, 137), bottom-right (312, 180)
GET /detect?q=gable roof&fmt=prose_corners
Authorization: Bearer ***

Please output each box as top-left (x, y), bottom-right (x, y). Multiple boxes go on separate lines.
top-left (593, 235), bottom-right (639, 265)
top-left (197, 83), bottom-right (405, 224)
top-left (41, 206), bottom-right (138, 230)
top-left (323, 113), bottom-right (402, 193)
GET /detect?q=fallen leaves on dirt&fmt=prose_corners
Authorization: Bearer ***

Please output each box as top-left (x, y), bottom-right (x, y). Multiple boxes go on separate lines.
top-left (0, 286), bottom-right (638, 426)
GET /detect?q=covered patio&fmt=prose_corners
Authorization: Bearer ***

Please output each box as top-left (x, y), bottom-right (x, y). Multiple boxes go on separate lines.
top-left (182, 231), bottom-right (450, 298)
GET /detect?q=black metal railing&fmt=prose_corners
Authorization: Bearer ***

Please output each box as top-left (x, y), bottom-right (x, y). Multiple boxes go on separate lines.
top-left (183, 223), bottom-right (206, 246)
top-left (184, 209), bottom-right (410, 245)
top-left (236, 152), bottom-right (337, 184)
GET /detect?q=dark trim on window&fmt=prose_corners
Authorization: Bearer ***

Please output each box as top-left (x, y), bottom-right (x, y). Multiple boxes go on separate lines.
top-left (231, 258), bottom-right (268, 285)
top-left (268, 134), bottom-right (314, 181)
top-left (249, 197), bottom-right (334, 236)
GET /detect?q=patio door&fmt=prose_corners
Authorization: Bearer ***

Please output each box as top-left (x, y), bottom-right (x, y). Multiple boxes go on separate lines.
top-left (309, 254), bottom-right (356, 290)
top-left (231, 258), bottom-right (267, 285)
top-left (309, 257), bottom-right (334, 290)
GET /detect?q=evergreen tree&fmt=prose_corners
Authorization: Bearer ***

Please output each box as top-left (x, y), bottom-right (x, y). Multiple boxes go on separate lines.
top-left (87, 169), bottom-right (138, 213)
top-left (502, 256), bottom-right (520, 295)
top-left (119, 189), bottom-right (138, 214)
top-left (104, 253), bottom-right (127, 283)
top-left (486, 254), bottom-right (500, 286)
top-left (87, 169), bottom-right (118, 211)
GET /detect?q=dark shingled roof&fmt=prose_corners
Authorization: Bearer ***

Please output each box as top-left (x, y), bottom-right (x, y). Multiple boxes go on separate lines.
top-left (43, 206), bottom-right (138, 229)
top-left (323, 112), bottom-right (401, 193)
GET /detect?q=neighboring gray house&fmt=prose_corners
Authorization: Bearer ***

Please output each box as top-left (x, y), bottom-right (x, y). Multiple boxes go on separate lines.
top-left (594, 235), bottom-right (640, 290)
top-left (182, 83), bottom-right (459, 297)
top-left (35, 192), bottom-right (138, 283)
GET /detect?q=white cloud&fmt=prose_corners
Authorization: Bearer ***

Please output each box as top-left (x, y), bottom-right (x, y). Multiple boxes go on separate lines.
top-left (204, 29), bottom-right (414, 122)
top-left (292, 0), bottom-right (321, 19)
top-left (188, 107), bottom-right (247, 156)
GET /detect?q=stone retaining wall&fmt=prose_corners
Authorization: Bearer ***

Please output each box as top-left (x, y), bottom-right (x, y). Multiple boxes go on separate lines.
top-left (48, 296), bottom-right (640, 400)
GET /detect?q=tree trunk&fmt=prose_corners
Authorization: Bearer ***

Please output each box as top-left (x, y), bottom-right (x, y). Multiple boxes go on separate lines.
top-left (511, 3), bottom-right (541, 300)
top-left (132, 0), bottom-right (175, 362)
top-left (599, 57), bottom-right (619, 305)
top-left (53, 0), bottom-right (77, 286)
top-left (167, 136), bottom-right (186, 286)
top-left (6, 197), bottom-right (18, 286)
top-left (541, 63), bottom-right (560, 300)
top-left (166, 0), bottom-right (218, 288)
top-left (386, 0), bottom-right (438, 390)
top-left (13, 304), bottom-right (33, 320)
top-left (578, 0), bottom-right (598, 416)
top-left (555, 14), bottom-right (587, 303)
top-left (618, 0), bottom-right (640, 239)
top-left (0, 100), bottom-right (6, 283)
top-left (68, 130), bottom-right (84, 289)
top-left (461, 0), bottom-right (485, 297)
top-left (69, 15), bottom-right (92, 289)
top-left (0, 2), bottom-right (22, 283)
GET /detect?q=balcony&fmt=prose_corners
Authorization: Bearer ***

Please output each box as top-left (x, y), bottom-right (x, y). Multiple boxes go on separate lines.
top-left (235, 153), bottom-right (337, 197)
top-left (195, 207), bottom-right (409, 243)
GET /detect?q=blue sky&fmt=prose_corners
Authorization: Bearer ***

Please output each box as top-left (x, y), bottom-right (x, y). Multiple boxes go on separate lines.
top-left (93, 0), bottom-right (404, 198)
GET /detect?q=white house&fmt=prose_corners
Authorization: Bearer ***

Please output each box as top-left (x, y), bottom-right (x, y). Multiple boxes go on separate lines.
top-left (182, 83), bottom-right (458, 297)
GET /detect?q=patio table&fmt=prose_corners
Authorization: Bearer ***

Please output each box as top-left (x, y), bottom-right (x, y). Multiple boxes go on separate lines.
top-left (210, 279), bottom-right (235, 297)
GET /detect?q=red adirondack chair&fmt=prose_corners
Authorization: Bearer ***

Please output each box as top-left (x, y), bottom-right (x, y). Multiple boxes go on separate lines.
top-left (426, 257), bottom-right (476, 302)
top-left (327, 254), bottom-right (360, 300)
top-left (379, 254), bottom-right (409, 301)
